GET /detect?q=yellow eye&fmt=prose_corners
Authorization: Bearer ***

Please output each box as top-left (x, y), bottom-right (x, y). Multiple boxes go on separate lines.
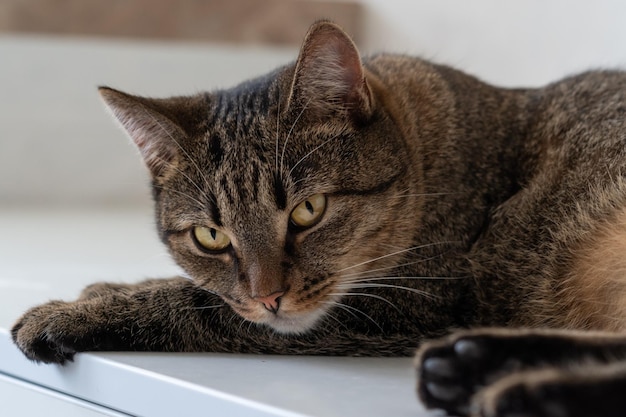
top-left (193, 226), bottom-right (231, 252)
top-left (290, 194), bottom-right (327, 228)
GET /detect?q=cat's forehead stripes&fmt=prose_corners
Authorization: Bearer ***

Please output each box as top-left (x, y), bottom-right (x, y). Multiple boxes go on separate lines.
top-left (273, 174), bottom-right (288, 211)
top-left (208, 192), bottom-right (222, 227)
top-left (203, 78), bottom-right (295, 218)
top-left (207, 133), bottom-right (224, 166)
top-left (199, 69), bottom-right (372, 226)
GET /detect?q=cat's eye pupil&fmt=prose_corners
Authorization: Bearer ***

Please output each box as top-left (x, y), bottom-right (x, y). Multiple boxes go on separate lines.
top-left (193, 226), bottom-right (231, 253)
top-left (290, 194), bottom-right (326, 228)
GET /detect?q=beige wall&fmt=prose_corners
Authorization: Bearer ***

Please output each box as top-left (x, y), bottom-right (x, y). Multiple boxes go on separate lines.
top-left (358, 0), bottom-right (626, 86)
top-left (1, 0), bottom-right (625, 206)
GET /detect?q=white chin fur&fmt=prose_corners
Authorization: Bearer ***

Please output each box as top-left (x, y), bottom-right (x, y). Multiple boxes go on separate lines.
top-left (265, 308), bottom-right (328, 334)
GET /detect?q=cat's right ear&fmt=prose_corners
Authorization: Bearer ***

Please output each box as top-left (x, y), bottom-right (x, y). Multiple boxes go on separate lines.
top-left (98, 87), bottom-right (183, 178)
top-left (287, 20), bottom-right (374, 123)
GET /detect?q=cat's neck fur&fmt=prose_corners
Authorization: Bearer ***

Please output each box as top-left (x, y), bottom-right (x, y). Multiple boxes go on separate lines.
top-left (367, 55), bottom-right (536, 268)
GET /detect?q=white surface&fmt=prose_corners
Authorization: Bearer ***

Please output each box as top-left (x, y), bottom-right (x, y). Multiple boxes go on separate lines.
top-left (0, 207), bottom-right (182, 329)
top-left (0, 209), bottom-right (428, 417)
top-left (0, 374), bottom-right (129, 417)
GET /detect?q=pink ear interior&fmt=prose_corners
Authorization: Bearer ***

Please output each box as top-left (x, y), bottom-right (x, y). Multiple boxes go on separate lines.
top-left (99, 87), bottom-right (182, 176)
top-left (288, 21), bottom-right (373, 119)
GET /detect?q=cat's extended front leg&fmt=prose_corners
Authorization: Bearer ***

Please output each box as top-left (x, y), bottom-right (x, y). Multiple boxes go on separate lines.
top-left (12, 276), bottom-right (418, 363)
top-left (11, 277), bottom-right (231, 363)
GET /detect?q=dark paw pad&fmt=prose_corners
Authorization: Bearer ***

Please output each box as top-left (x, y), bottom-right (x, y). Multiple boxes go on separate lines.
top-left (418, 337), bottom-right (490, 415)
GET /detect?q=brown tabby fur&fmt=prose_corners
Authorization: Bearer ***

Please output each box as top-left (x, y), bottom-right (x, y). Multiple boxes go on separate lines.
top-left (11, 21), bottom-right (626, 417)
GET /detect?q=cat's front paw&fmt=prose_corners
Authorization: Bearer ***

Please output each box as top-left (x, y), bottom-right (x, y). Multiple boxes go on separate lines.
top-left (11, 300), bottom-right (103, 364)
top-left (416, 333), bottom-right (485, 416)
top-left (415, 330), bottom-right (526, 416)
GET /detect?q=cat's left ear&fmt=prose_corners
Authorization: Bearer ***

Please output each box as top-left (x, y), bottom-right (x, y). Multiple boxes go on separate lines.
top-left (98, 87), bottom-right (189, 178)
top-left (287, 20), bottom-right (374, 123)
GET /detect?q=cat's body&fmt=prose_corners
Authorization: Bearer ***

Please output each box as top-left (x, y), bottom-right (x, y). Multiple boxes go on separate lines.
top-left (12, 21), bottom-right (626, 417)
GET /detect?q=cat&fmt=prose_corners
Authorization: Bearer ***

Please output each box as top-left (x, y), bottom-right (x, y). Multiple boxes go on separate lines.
top-left (11, 20), bottom-right (626, 417)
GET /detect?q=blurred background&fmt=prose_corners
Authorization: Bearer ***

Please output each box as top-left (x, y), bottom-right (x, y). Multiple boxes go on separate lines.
top-left (1, 0), bottom-right (625, 209)
top-left (1, 6), bottom-right (624, 413)
top-left (0, 1), bottom-right (625, 303)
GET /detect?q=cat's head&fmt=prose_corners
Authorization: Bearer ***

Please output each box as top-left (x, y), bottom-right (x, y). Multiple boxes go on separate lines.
top-left (99, 21), bottom-right (422, 334)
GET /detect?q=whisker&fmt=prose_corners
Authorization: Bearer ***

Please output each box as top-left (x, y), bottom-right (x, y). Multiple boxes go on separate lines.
top-left (279, 98), bottom-right (312, 177)
top-left (287, 133), bottom-right (342, 178)
top-left (187, 304), bottom-right (226, 311)
top-left (320, 300), bottom-right (383, 332)
top-left (237, 317), bottom-right (249, 334)
top-left (320, 310), bottom-right (349, 331)
top-left (143, 108), bottom-right (215, 205)
top-left (246, 320), bottom-right (257, 335)
top-left (152, 152), bottom-right (218, 209)
top-left (330, 292), bottom-right (402, 313)
top-left (319, 300), bottom-right (359, 320)
top-left (336, 241), bottom-right (460, 273)
top-left (155, 185), bottom-right (206, 209)
top-left (195, 286), bottom-right (222, 299)
top-left (155, 157), bottom-right (214, 206)
top-left (291, 177), bottom-right (310, 188)
top-left (337, 283), bottom-right (440, 301)
top-left (340, 255), bottom-right (443, 279)
top-left (225, 311), bottom-right (241, 328)
top-left (342, 275), bottom-right (467, 284)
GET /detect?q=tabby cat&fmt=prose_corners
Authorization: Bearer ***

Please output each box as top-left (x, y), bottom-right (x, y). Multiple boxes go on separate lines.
top-left (12, 21), bottom-right (626, 417)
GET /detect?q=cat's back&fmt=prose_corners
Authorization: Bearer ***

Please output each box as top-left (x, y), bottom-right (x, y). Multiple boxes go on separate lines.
top-left (364, 54), bottom-right (626, 330)
top-left (533, 70), bottom-right (626, 147)
top-left (530, 70), bottom-right (626, 331)
top-left (466, 69), bottom-right (626, 330)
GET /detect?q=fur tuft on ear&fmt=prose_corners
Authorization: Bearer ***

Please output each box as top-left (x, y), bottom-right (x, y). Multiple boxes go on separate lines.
top-left (98, 87), bottom-right (185, 178)
top-left (288, 20), bottom-right (374, 122)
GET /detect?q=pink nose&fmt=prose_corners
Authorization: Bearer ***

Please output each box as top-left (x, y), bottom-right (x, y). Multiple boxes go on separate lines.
top-left (254, 291), bottom-right (285, 314)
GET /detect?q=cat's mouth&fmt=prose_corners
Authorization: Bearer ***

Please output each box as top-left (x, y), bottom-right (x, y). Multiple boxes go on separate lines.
top-left (228, 294), bottom-right (332, 334)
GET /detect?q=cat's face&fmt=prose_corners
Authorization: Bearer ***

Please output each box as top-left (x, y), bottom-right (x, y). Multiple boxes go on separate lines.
top-left (100, 22), bottom-right (422, 333)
